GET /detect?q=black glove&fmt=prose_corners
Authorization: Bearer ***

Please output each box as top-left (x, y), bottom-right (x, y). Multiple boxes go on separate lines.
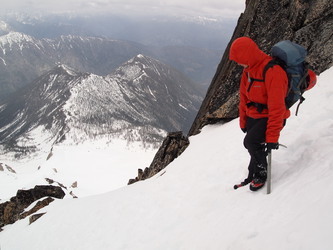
top-left (266, 142), bottom-right (279, 153)
top-left (241, 128), bottom-right (247, 133)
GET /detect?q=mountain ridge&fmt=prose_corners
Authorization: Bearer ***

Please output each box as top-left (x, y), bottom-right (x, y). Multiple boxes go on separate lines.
top-left (0, 54), bottom-right (202, 157)
top-left (0, 30), bottom-right (221, 99)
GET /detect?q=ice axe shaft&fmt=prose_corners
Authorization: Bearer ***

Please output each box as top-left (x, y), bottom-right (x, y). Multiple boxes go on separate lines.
top-left (267, 151), bottom-right (272, 194)
top-left (266, 143), bottom-right (286, 194)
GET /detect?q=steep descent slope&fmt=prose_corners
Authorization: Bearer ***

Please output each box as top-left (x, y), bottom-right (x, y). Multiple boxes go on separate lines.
top-left (0, 67), bottom-right (332, 250)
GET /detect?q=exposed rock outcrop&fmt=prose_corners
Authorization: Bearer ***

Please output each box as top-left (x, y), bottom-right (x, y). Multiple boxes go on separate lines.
top-left (0, 163), bottom-right (16, 173)
top-left (20, 197), bottom-right (54, 221)
top-left (0, 185), bottom-right (65, 230)
top-left (128, 132), bottom-right (189, 184)
top-left (29, 213), bottom-right (47, 225)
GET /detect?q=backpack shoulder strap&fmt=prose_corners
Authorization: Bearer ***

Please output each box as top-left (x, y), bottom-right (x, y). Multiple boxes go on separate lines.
top-left (246, 59), bottom-right (285, 113)
top-left (262, 59), bottom-right (284, 81)
top-left (247, 59), bottom-right (281, 92)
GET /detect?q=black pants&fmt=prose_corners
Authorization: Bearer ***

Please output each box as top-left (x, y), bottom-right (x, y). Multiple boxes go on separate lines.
top-left (243, 117), bottom-right (268, 181)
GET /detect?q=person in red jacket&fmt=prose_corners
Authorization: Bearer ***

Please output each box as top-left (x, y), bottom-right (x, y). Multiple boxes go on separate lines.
top-left (229, 37), bottom-right (290, 191)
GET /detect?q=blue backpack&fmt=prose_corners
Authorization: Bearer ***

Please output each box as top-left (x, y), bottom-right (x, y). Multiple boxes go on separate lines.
top-left (264, 40), bottom-right (309, 115)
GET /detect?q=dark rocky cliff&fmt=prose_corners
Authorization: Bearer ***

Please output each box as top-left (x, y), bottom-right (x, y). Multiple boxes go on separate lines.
top-left (129, 0), bottom-right (333, 184)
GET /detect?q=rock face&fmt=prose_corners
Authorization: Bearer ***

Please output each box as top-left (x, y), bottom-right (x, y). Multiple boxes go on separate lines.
top-left (128, 132), bottom-right (189, 184)
top-left (189, 0), bottom-right (333, 135)
top-left (0, 185), bottom-right (65, 229)
top-left (130, 0), bottom-right (333, 182)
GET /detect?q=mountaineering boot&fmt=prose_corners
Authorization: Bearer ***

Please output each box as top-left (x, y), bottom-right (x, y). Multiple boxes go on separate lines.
top-left (250, 164), bottom-right (267, 191)
top-left (250, 177), bottom-right (266, 191)
top-left (234, 177), bottom-right (253, 189)
top-left (242, 178), bottom-right (252, 186)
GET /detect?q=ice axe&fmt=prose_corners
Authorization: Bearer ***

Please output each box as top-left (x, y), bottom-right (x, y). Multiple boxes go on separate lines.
top-left (266, 143), bottom-right (287, 194)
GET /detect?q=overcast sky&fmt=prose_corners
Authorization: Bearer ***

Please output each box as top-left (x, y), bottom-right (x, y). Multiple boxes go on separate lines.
top-left (1, 0), bottom-right (245, 18)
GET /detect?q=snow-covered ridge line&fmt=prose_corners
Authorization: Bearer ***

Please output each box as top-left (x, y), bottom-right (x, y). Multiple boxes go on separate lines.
top-left (0, 32), bottom-right (122, 54)
top-left (0, 32), bottom-right (37, 47)
top-left (57, 34), bottom-right (118, 43)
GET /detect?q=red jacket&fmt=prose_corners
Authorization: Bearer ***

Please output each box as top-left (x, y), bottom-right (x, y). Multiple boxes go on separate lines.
top-left (229, 37), bottom-right (290, 143)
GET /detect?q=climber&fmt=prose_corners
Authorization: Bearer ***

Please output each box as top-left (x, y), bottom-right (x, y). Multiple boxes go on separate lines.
top-left (229, 37), bottom-right (290, 191)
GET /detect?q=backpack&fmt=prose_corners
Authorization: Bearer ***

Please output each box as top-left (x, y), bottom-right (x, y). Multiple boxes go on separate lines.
top-left (263, 40), bottom-right (316, 115)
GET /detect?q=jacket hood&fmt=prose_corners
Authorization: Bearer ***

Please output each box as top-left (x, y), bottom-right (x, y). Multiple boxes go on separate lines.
top-left (229, 37), bottom-right (268, 70)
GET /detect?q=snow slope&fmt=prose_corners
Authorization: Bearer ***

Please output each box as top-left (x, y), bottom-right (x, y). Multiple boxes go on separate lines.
top-left (0, 138), bottom-right (158, 199)
top-left (1, 67), bottom-right (333, 249)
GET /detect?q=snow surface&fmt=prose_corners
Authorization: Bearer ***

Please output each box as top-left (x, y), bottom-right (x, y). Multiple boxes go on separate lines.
top-left (0, 137), bottom-right (157, 200)
top-left (0, 32), bottom-right (39, 51)
top-left (0, 67), bottom-right (333, 249)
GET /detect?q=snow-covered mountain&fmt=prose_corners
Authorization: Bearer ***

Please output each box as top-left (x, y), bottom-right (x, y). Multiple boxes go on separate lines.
top-left (0, 65), bottom-right (88, 153)
top-left (108, 54), bottom-right (203, 132)
top-left (0, 31), bottom-right (219, 99)
top-left (1, 12), bottom-right (234, 49)
top-left (0, 54), bottom-right (202, 156)
top-left (0, 64), bottom-right (332, 250)
top-left (0, 54), bottom-right (202, 199)
top-left (0, 32), bottom-right (149, 98)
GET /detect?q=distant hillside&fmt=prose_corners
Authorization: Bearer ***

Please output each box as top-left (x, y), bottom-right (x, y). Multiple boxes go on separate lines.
top-left (0, 54), bottom-right (202, 155)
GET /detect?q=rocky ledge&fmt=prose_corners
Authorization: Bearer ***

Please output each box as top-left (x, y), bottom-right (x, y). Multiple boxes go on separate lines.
top-left (0, 185), bottom-right (65, 230)
top-left (128, 131), bottom-right (189, 184)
